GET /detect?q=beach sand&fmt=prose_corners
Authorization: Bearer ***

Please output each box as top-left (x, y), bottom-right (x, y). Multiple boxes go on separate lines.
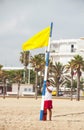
top-left (0, 97), bottom-right (84, 130)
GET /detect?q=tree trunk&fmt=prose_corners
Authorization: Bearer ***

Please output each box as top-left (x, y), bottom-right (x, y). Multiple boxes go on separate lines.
top-left (17, 82), bottom-right (20, 99)
top-left (35, 71), bottom-right (38, 99)
top-left (71, 69), bottom-right (73, 101)
top-left (76, 72), bottom-right (80, 101)
top-left (71, 85), bottom-right (73, 101)
top-left (56, 83), bottom-right (59, 97)
top-left (24, 66), bottom-right (28, 84)
top-left (3, 79), bottom-right (6, 99)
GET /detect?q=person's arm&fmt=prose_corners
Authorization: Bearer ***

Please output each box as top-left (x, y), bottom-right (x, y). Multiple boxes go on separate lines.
top-left (47, 86), bottom-right (52, 93)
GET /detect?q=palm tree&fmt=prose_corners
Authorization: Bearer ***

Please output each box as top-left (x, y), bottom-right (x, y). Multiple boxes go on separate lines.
top-left (0, 64), bottom-right (3, 70)
top-left (38, 54), bottom-right (45, 88)
top-left (0, 65), bottom-right (3, 96)
top-left (20, 51), bottom-right (30, 83)
top-left (14, 72), bottom-right (22, 99)
top-left (48, 60), bottom-right (53, 79)
top-left (0, 70), bottom-right (9, 99)
top-left (49, 62), bottom-right (65, 96)
top-left (30, 54), bottom-right (45, 99)
top-left (65, 60), bottom-right (74, 100)
top-left (71, 55), bottom-right (84, 101)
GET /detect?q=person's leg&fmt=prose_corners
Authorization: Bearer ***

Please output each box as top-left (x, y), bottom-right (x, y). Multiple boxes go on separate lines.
top-left (48, 109), bottom-right (52, 121)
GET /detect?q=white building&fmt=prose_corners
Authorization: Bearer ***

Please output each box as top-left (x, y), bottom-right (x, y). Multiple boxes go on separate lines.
top-left (50, 38), bottom-right (84, 65)
top-left (7, 83), bottom-right (35, 96)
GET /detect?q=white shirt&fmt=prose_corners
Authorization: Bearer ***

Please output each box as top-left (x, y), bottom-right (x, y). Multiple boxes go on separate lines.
top-left (44, 86), bottom-right (53, 100)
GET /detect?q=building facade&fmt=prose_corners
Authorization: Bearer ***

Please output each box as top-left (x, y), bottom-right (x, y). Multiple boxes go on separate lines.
top-left (50, 38), bottom-right (84, 65)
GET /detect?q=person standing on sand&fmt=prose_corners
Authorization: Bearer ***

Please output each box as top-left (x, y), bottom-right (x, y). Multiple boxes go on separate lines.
top-left (44, 80), bottom-right (53, 121)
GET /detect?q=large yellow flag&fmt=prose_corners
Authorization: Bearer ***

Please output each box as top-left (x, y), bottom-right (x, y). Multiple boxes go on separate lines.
top-left (22, 26), bottom-right (50, 51)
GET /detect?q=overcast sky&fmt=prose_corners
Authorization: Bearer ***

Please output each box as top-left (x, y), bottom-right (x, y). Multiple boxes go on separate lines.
top-left (0, 0), bottom-right (84, 67)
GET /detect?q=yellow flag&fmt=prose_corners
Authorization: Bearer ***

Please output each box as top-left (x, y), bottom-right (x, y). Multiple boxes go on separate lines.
top-left (22, 26), bottom-right (50, 51)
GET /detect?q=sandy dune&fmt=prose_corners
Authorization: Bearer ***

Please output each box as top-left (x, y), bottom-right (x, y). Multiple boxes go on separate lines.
top-left (0, 97), bottom-right (84, 130)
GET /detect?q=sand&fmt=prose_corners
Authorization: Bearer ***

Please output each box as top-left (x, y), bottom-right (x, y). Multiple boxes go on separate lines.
top-left (0, 97), bottom-right (84, 130)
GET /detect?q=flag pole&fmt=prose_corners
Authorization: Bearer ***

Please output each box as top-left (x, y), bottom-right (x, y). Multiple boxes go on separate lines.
top-left (39, 22), bottom-right (53, 120)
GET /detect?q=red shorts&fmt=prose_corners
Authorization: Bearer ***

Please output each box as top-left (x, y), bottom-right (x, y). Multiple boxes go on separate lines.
top-left (44, 100), bottom-right (53, 109)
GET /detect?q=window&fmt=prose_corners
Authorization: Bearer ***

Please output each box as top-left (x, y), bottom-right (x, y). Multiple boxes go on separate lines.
top-left (28, 88), bottom-right (31, 92)
top-left (71, 44), bottom-right (74, 52)
top-left (24, 88), bottom-right (27, 92)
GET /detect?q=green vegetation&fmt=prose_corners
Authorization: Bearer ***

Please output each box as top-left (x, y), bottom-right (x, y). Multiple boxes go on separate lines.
top-left (0, 53), bottom-right (84, 100)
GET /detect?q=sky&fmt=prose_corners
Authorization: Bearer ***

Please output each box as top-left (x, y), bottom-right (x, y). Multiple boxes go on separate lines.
top-left (0, 0), bottom-right (84, 67)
